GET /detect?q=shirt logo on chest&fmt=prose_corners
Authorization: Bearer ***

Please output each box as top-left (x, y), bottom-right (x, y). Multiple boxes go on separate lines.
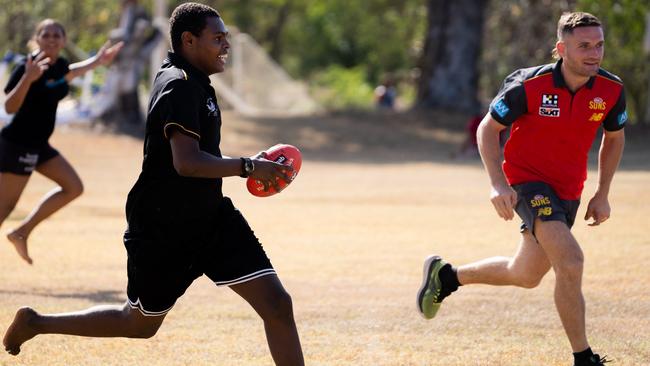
top-left (588, 113), bottom-right (604, 122)
top-left (587, 97), bottom-right (607, 122)
top-left (539, 93), bottom-right (560, 118)
top-left (206, 97), bottom-right (218, 116)
top-left (588, 97), bottom-right (606, 111)
top-left (541, 94), bottom-right (558, 107)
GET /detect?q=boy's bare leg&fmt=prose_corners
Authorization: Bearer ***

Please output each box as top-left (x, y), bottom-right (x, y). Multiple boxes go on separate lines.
top-left (231, 275), bottom-right (304, 366)
top-left (3, 302), bottom-right (166, 355)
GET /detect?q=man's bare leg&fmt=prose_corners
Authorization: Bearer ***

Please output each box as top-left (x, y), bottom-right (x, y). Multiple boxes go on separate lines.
top-left (457, 230), bottom-right (551, 288)
top-left (230, 274), bottom-right (304, 366)
top-left (3, 302), bottom-right (166, 355)
top-left (534, 219), bottom-right (589, 352)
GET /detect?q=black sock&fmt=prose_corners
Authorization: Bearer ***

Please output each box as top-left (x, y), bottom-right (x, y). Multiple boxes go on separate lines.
top-left (439, 264), bottom-right (461, 294)
top-left (573, 347), bottom-right (593, 365)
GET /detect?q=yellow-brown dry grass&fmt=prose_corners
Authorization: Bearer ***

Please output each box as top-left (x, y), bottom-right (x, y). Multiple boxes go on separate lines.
top-left (0, 111), bottom-right (648, 366)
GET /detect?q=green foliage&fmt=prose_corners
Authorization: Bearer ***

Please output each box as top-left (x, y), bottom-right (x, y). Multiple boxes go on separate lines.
top-left (577, 0), bottom-right (650, 123)
top-left (0, 0), bottom-right (120, 58)
top-left (0, 0), bottom-right (425, 110)
top-left (310, 65), bottom-right (375, 109)
top-left (198, 1), bottom-right (426, 81)
top-left (0, 1), bottom-right (647, 117)
top-left (209, 0), bottom-right (426, 110)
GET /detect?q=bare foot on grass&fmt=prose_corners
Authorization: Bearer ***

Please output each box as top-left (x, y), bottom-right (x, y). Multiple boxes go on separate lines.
top-left (7, 230), bottom-right (32, 265)
top-left (3, 307), bottom-right (39, 355)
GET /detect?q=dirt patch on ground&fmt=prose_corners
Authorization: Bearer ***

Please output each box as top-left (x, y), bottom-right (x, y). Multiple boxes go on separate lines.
top-left (0, 111), bottom-right (648, 365)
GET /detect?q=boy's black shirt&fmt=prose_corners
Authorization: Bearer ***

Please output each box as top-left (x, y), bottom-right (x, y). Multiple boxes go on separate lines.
top-left (126, 51), bottom-right (223, 230)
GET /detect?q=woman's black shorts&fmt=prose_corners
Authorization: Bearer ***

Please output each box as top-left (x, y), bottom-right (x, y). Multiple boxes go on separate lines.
top-left (0, 137), bottom-right (59, 175)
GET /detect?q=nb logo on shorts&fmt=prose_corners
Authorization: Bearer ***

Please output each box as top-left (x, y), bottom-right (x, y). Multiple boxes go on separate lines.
top-left (537, 207), bottom-right (553, 216)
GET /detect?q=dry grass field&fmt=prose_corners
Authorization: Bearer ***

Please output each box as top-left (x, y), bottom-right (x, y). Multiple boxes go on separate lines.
top-left (0, 111), bottom-right (649, 365)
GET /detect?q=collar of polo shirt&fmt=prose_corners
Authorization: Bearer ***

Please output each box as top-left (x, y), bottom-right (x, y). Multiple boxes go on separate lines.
top-left (167, 51), bottom-right (212, 87)
top-left (552, 58), bottom-right (596, 91)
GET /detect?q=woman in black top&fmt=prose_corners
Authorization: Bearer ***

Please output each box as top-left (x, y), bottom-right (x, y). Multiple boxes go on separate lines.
top-left (2, 19), bottom-right (122, 264)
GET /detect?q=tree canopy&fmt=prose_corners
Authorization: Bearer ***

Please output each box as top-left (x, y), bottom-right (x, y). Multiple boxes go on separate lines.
top-left (0, 0), bottom-right (647, 123)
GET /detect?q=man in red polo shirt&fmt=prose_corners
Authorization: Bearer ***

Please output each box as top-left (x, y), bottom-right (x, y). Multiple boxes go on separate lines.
top-left (416, 12), bottom-right (625, 366)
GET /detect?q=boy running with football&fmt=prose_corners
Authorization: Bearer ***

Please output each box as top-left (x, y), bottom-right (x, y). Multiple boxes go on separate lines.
top-left (4, 3), bottom-right (304, 365)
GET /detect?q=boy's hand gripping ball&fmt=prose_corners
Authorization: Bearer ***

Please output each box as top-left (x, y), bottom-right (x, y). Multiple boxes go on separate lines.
top-left (247, 144), bottom-right (302, 197)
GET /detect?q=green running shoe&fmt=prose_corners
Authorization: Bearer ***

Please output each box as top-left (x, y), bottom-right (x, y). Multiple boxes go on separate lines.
top-left (417, 255), bottom-right (448, 319)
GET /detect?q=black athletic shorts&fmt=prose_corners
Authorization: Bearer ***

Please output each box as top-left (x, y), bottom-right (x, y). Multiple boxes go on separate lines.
top-left (0, 137), bottom-right (59, 175)
top-left (512, 181), bottom-right (580, 234)
top-left (124, 197), bottom-right (275, 316)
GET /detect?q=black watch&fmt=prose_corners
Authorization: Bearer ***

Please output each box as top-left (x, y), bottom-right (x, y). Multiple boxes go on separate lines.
top-left (240, 157), bottom-right (255, 177)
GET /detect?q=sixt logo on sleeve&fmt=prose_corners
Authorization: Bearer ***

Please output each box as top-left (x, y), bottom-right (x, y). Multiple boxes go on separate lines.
top-left (617, 110), bottom-right (628, 125)
top-left (493, 98), bottom-right (510, 118)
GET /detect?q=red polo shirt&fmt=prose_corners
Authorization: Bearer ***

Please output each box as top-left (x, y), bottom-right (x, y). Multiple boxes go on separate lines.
top-left (489, 59), bottom-right (627, 200)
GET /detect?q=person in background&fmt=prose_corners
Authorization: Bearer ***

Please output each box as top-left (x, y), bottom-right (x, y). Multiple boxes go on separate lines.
top-left (1, 19), bottom-right (122, 264)
top-left (375, 77), bottom-right (397, 110)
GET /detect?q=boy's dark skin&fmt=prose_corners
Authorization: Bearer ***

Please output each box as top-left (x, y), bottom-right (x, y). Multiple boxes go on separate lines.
top-left (3, 14), bottom-right (304, 366)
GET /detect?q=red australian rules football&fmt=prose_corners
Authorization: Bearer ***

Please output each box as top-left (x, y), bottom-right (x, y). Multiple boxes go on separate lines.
top-left (247, 144), bottom-right (302, 197)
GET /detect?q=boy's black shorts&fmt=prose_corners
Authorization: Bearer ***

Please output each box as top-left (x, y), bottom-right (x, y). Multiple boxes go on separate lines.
top-left (0, 137), bottom-right (59, 175)
top-left (124, 197), bottom-right (275, 316)
top-left (512, 181), bottom-right (580, 235)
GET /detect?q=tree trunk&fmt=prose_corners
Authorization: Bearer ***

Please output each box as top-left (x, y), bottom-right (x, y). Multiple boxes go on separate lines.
top-left (266, 1), bottom-right (292, 62)
top-left (416, 0), bottom-right (487, 113)
top-left (93, 3), bottom-right (161, 126)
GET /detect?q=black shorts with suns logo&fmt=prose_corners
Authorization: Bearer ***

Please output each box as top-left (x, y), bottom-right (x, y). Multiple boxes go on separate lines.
top-left (0, 137), bottom-right (59, 175)
top-left (123, 196), bottom-right (275, 316)
top-left (512, 181), bottom-right (580, 234)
